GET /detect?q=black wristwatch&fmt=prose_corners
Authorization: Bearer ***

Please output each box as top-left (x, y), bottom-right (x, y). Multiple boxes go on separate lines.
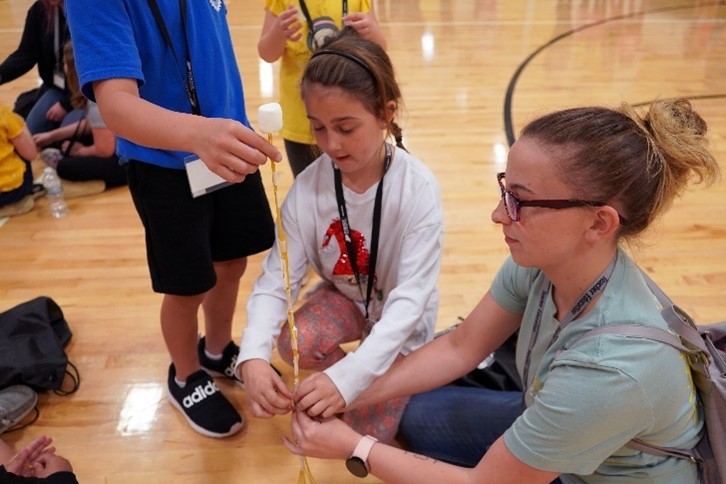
top-left (345, 435), bottom-right (378, 478)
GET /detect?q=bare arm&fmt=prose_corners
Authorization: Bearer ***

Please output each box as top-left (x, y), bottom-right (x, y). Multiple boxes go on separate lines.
top-left (67, 125), bottom-right (115, 158)
top-left (286, 411), bottom-right (559, 484)
top-left (93, 78), bottom-right (281, 182)
top-left (257, 7), bottom-right (302, 63)
top-left (33, 121), bottom-right (88, 148)
top-left (348, 290), bottom-right (521, 410)
top-left (11, 124), bottom-right (38, 161)
top-left (87, 125), bottom-right (116, 158)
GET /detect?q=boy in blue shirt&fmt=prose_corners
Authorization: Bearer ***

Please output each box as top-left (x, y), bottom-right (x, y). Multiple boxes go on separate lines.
top-left (66, 0), bottom-right (281, 438)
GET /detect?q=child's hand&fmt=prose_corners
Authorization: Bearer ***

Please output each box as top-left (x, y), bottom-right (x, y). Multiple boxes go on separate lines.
top-left (295, 372), bottom-right (345, 418)
top-left (343, 12), bottom-right (381, 41)
top-left (194, 117), bottom-right (281, 182)
top-left (241, 359), bottom-right (293, 418)
top-left (276, 6), bottom-right (302, 42)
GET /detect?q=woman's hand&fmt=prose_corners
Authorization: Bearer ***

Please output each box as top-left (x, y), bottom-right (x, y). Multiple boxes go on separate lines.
top-left (283, 410), bottom-right (361, 460)
top-left (45, 101), bottom-right (68, 122)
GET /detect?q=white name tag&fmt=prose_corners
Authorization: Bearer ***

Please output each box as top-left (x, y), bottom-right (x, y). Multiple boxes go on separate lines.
top-left (184, 156), bottom-right (231, 198)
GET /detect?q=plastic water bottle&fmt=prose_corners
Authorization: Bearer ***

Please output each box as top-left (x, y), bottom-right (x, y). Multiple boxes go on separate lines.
top-left (42, 167), bottom-right (69, 218)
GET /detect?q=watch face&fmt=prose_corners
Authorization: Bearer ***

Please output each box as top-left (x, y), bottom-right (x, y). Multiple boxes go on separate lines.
top-left (346, 456), bottom-right (368, 478)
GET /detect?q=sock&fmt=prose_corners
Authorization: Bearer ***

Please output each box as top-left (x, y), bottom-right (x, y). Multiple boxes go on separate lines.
top-left (175, 378), bottom-right (186, 389)
top-left (205, 348), bottom-right (223, 361)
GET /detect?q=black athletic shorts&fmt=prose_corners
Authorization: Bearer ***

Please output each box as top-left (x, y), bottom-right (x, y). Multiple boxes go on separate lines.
top-left (126, 160), bottom-right (275, 296)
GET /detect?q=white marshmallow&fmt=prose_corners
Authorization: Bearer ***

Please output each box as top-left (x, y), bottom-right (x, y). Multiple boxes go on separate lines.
top-left (258, 103), bottom-right (283, 134)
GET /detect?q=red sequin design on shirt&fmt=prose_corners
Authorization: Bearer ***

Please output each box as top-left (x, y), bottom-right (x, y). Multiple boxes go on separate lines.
top-left (322, 219), bottom-right (369, 277)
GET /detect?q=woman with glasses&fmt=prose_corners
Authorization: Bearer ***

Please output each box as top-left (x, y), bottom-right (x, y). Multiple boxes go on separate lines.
top-left (284, 98), bottom-right (720, 483)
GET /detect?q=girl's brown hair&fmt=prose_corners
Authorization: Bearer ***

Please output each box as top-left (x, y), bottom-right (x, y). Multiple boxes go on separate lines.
top-left (301, 29), bottom-right (406, 150)
top-left (62, 42), bottom-right (86, 110)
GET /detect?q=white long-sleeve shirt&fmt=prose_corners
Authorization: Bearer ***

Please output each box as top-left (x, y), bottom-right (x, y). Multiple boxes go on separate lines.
top-left (238, 147), bottom-right (444, 404)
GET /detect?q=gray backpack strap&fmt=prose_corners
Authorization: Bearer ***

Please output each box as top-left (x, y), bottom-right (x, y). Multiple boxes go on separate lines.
top-left (629, 439), bottom-right (698, 463)
top-left (573, 325), bottom-right (703, 463)
top-left (572, 324), bottom-right (700, 357)
top-left (638, 269), bottom-right (709, 354)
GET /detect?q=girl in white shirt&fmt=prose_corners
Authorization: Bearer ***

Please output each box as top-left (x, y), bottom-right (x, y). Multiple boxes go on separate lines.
top-left (236, 29), bottom-right (444, 443)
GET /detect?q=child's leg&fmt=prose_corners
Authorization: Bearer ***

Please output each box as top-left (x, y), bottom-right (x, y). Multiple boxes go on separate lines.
top-left (343, 393), bottom-right (411, 444)
top-left (161, 292), bottom-right (205, 380)
top-left (202, 258), bottom-right (247, 354)
top-left (341, 352), bottom-right (409, 443)
top-left (277, 283), bottom-right (366, 370)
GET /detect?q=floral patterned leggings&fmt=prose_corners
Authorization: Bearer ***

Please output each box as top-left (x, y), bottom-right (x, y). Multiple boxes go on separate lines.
top-left (277, 283), bottom-right (409, 443)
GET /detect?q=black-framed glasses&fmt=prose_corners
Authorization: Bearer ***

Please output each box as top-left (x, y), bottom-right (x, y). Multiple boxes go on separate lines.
top-left (497, 172), bottom-right (606, 222)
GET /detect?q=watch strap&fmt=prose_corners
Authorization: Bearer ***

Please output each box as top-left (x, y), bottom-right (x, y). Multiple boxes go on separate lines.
top-left (350, 435), bottom-right (378, 471)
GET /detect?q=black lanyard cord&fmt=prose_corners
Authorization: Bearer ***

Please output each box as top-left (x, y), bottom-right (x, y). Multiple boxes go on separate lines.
top-left (147, 0), bottom-right (201, 115)
top-left (333, 143), bottom-right (391, 322)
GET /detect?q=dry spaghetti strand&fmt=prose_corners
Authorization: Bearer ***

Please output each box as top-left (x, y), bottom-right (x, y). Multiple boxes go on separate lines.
top-left (269, 134), bottom-right (317, 484)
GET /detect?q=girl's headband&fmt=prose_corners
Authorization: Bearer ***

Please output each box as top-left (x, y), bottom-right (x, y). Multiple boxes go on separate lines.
top-left (310, 49), bottom-right (375, 79)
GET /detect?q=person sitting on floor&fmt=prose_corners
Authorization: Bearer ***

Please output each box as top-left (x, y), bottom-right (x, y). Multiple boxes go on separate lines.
top-left (0, 104), bottom-right (38, 217)
top-left (33, 41), bottom-right (126, 191)
top-left (0, 436), bottom-right (77, 484)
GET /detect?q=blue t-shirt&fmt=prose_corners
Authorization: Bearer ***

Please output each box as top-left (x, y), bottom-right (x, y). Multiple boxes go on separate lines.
top-left (65, 0), bottom-right (250, 169)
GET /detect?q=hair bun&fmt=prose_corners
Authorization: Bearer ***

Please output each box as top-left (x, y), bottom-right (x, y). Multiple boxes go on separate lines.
top-left (646, 98), bottom-right (707, 139)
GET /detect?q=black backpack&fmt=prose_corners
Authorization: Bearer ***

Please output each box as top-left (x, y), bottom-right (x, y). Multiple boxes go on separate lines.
top-left (0, 296), bottom-right (78, 393)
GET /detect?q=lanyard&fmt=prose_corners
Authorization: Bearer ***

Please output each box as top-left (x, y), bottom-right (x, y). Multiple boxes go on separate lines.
top-left (53, 6), bottom-right (61, 72)
top-left (298, 0), bottom-right (348, 34)
top-left (333, 143), bottom-right (391, 322)
top-left (147, 0), bottom-right (201, 115)
top-left (521, 253), bottom-right (618, 402)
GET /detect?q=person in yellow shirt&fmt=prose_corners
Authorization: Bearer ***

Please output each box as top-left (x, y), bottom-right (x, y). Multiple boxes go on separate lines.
top-left (258, 0), bottom-right (386, 177)
top-left (0, 104), bottom-right (38, 217)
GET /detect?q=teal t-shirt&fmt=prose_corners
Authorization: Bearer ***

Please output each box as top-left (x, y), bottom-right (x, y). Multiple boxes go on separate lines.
top-left (491, 248), bottom-right (702, 483)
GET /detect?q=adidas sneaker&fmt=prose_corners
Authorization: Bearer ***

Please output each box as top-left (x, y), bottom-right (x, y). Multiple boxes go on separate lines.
top-left (198, 337), bottom-right (283, 388)
top-left (198, 337), bottom-right (246, 388)
top-left (166, 364), bottom-right (243, 438)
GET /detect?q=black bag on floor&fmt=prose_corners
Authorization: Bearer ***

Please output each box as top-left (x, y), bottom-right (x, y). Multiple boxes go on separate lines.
top-left (0, 296), bottom-right (77, 392)
top-left (454, 332), bottom-right (522, 391)
top-left (436, 322), bottom-right (522, 392)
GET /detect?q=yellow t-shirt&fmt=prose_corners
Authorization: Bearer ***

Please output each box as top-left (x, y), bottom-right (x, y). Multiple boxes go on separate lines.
top-left (0, 105), bottom-right (28, 192)
top-left (266, 0), bottom-right (371, 144)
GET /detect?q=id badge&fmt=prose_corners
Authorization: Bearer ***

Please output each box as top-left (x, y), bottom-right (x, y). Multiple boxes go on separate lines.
top-left (53, 71), bottom-right (65, 90)
top-left (184, 155), bottom-right (232, 198)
